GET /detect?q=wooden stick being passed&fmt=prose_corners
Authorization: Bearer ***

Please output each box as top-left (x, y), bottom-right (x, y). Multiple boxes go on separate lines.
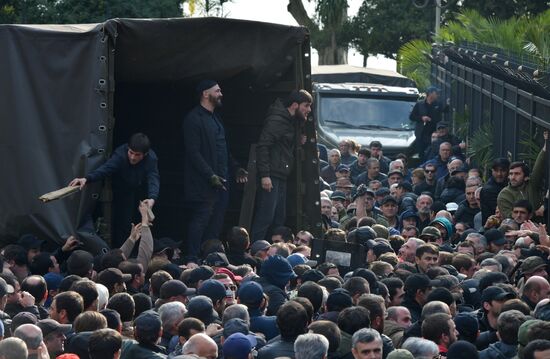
top-left (39, 186), bottom-right (80, 203)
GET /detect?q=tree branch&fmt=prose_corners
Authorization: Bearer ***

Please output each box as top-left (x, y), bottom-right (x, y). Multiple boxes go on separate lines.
top-left (287, 0), bottom-right (318, 32)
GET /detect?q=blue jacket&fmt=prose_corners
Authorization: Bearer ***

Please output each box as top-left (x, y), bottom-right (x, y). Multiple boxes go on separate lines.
top-left (249, 308), bottom-right (279, 341)
top-left (86, 144), bottom-right (159, 200)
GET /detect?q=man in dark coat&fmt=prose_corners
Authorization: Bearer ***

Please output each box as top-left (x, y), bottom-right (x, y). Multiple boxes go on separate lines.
top-left (182, 80), bottom-right (247, 262)
top-left (69, 133), bottom-right (159, 246)
top-left (250, 90), bottom-right (312, 243)
top-left (480, 158), bottom-right (510, 224)
top-left (409, 86), bottom-right (449, 161)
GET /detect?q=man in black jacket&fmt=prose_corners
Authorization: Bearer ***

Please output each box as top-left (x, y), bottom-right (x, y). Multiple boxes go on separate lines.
top-left (480, 158), bottom-right (510, 224)
top-left (182, 80), bottom-right (247, 261)
top-left (69, 132), bottom-right (159, 247)
top-left (250, 90), bottom-right (312, 242)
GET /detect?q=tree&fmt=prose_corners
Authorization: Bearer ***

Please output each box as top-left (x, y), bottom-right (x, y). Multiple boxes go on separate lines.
top-left (459, 0), bottom-right (550, 19)
top-left (287, 0), bottom-right (352, 65)
top-left (350, 0), bottom-right (436, 61)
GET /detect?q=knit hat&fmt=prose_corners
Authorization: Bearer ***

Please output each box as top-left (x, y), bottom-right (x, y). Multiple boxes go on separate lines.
top-left (446, 340), bottom-right (479, 359)
top-left (454, 312), bottom-right (479, 343)
top-left (196, 79), bottom-right (218, 94)
top-left (260, 255), bottom-right (296, 288)
top-left (237, 281), bottom-right (264, 306)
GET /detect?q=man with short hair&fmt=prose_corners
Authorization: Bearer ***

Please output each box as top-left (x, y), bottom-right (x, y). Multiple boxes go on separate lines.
top-left (476, 286), bottom-right (515, 350)
top-left (384, 306), bottom-right (411, 348)
top-left (522, 276), bottom-right (550, 310)
top-left (69, 132), bottom-right (159, 246)
top-left (13, 323), bottom-right (46, 359)
top-left (295, 333), bottom-right (329, 359)
top-left (356, 158), bottom-right (387, 187)
top-left (350, 148), bottom-right (370, 184)
top-left (251, 90), bottom-right (313, 242)
top-left (421, 313), bottom-right (458, 356)
top-left (321, 149), bottom-right (342, 184)
top-left (351, 328), bottom-right (383, 359)
top-left (455, 184), bottom-right (481, 228)
top-left (37, 319), bottom-right (70, 358)
top-left (480, 158), bottom-right (510, 223)
top-left (369, 141), bottom-right (391, 174)
top-left (415, 194), bottom-right (433, 231)
top-left (452, 254), bottom-right (477, 279)
top-left (401, 274), bottom-right (435, 323)
top-left (414, 163), bottom-right (437, 196)
top-left (89, 328), bottom-right (122, 359)
top-left (497, 131), bottom-right (547, 219)
top-left (398, 238), bottom-right (425, 264)
top-left (49, 291), bottom-right (83, 325)
top-left (479, 310), bottom-right (526, 359)
top-left (415, 244), bottom-right (439, 274)
top-left (523, 339), bottom-right (550, 359)
top-left (379, 196), bottom-right (399, 228)
top-left (0, 337), bottom-right (27, 359)
top-left (512, 199), bottom-right (533, 225)
top-left (182, 80), bottom-right (247, 261)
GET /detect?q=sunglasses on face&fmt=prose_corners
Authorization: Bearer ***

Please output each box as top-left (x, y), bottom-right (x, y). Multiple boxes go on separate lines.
top-left (425, 170), bottom-right (436, 173)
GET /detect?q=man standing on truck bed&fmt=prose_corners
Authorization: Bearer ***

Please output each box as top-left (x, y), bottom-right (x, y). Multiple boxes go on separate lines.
top-left (69, 133), bottom-right (159, 247)
top-left (409, 86), bottom-right (449, 161)
top-left (182, 80), bottom-right (248, 262)
top-left (250, 90), bottom-right (313, 242)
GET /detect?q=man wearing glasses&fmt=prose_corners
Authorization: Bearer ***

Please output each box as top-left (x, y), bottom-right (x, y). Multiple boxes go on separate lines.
top-left (414, 164), bottom-right (437, 196)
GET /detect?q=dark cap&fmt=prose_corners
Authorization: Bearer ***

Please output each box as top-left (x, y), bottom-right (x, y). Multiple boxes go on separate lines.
top-left (347, 226), bottom-right (377, 246)
top-left (380, 195), bottom-right (397, 206)
top-left (481, 286), bottom-right (516, 304)
top-left (396, 181), bottom-right (413, 192)
top-left (12, 312), bottom-right (38, 333)
top-left (134, 310), bottom-right (162, 332)
top-left (160, 279), bottom-right (195, 299)
top-left (326, 288), bottom-right (353, 310)
top-left (97, 268), bottom-right (132, 288)
top-left (330, 191), bottom-right (347, 201)
top-left (196, 79), bottom-right (218, 94)
top-left (223, 318), bottom-right (251, 338)
top-left (300, 269), bottom-right (325, 283)
top-left (404, 274), bottom-right (439, 294)
top-left (451, 165), bottom-right (468, 176)
top-left (520, 256), bottom-right (547, 274)
top-left (426, 86), bottom-right (440, 94)
top-left (0, 277), bottom-right (14, 297)
top-left (387, 170), bottom-right (404, 178)
top-left (492, 157), bottom-right (510, 170)
top-left (375, 188), bottom-right (390, 197)
top-left (484, 229), bottom-right (506, 246)
top-left (337, 164), bottom-right (350, 173)
top-left (237, 281), bottom-right (264, 305)
top-left (419, 226), bottom-right (441, 240)
top-left (67, 250), bottom-right (93, 275)
top-left (223, 332), bottom-right (257, 359)
top-left (373, 243), bottom-right (394, 258)
top-left (401, 210), bottom-right (419, 222)
top-left (37, 318), bottom-right (71, 337)
top-left (187, 266), bottom-right (215, 285)
top-left (436, 122), bottom-right (449, 129)
top-left (18, 234), bottom-right (45, 250)
top-left (187, 295), bottom-right (216, 320)
top-left (198, 279), bottom-right (227, 302)
top-left (453, 313), bottom-right (479, 341)
top-left (250, 240), bottom-right (271, 256)
top-left (260, 255), bottom-right (297, 283)
top-left (44, 273), bottom-right (64, 291)
top-left (204, 252), bottom-right (230, 267)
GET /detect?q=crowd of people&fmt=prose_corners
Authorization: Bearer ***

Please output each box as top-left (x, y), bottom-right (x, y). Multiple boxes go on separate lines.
top-left (3, 83), bottom-right (550, 359)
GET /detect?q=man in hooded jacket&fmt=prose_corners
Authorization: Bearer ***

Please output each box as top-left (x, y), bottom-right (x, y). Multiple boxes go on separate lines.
top-left (250, 90), bottom-right (313, 242)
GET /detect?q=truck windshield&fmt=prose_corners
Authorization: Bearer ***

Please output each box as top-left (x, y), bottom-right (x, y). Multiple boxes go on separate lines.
top-left (319, 96), bottom-right (416, 130)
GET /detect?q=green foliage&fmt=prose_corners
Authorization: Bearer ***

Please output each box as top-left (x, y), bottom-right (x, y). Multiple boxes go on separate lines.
top-left (458, 0), bottom-right (549, 19)
top-left (466, 122), bottom-right (494, 180)
top-left (350, 0), bottom-right (435, 60)
top-left (397, 39), bottom-right (432, 91)
top-left (519, 129), bottom-right (542, 167)
top-left (452, 109), bottom-right (470, 141)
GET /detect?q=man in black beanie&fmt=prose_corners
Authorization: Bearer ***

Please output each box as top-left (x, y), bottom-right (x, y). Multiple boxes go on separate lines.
top-left (182, 80), bottom-right (247, 263)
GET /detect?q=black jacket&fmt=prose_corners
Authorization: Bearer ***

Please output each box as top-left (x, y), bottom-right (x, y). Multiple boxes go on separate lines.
top-left (480, 177), bottom-right (507, 224)
top-left (409, 99), bottom-right (448, 142)
top-left (257, 337), bottom-right (296, 359)
top-left (256, 99), bottom-right (299, 180)
top-left (86, 144), bottom-right (160, 200)
top-left (455, 201), bottom-right (480, 228)
top-left (182, 105), bottom-right (236, 202)
top-left (253, 276), bottom-right (288, 316)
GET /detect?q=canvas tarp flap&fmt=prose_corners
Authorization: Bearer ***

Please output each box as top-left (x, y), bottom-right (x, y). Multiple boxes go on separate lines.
top-left (111, 17), bottom-right (308, 86)
top-left (0, 23), bottom-right (111, 252)
top-left (312, 65), bottom-right (416, 88)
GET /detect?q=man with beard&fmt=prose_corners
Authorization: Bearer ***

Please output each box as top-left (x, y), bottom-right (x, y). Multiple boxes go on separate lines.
top-left (183, 80), bottom-right (248, 262)
top-left (356, 158), bottom-right (387, 187)
top-left (480, 158), bottom-right (509, 224)
top-left (415, 194), bottom-right (433, 231)
top-left (497, 130), bottom-right (547, 219)
top-left (251, 90), bottom-right (312, 242)
top-left (398, 238), bottom-right (425, 264)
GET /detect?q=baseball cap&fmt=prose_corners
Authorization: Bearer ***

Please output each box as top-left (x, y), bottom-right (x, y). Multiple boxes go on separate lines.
top-left (160, 279), bottom-right (195, 299)
top-left (198, 279), bottom-right (227, 302)
top-left (203, 252), bottom-right (230, 267)
top-left (0, 277), bottom-right (14, 297)
top-left (400, 210), bottom-right (419, 222)
top-left (436, 122), bottom-right (449, 129)
top-left (97, 268), bottom-right (132, 288)
top-left (337, 164), bottom-right (350, 172)
top-left (216, 268), bottom-right (243, 282)
top-left (12, 312), bottom-right (38, 333)
top-left (484, 229), bottom-right (506, 246)
top-left (326, 288), bottom-right (353, 311)
top-left (44, 273), bottom-right (64, 291)
top-left (134, 310), bottom-right (161, 332)
top-left (375, 188), bottom-right (390, 197)
top-left (481, 286), bottom-right (516, 304)
top-left (404, 274), bottom-right (439, 295)
top-left (287, 253), bottom-right (308, 268)
top-left (520, 256), bottom-right (547, 274)
top-left (300, 269), bottom-right (325, 283)
top-left (260, 255), bottom-right (297, 284)
top-left (387, 170), bottom-right (403, 178)
top-left (18, 234), bottom-right (45, 250)
top-left (187, 266), bottom-right (215, 285)
top-left (419, 226), bottom-right (441, 241)
top-left (380, 195), bottom-right (397, 206)
top-left (330, 191), bottom-right (347, 201)
top-left (451, 166), bottom-right (468, 176)
top-left (37, 319), bottom-right (71, 337)
top-left (453, 313), bottom-right (479, 342)
top-left (223, 318), bottom-right (252, 338)
top-left (223, 332), bottom-right (257, 359)
top-left (373, 243), bottom-right (394, 258)
top-left (446, 202), bottom-right (459, 212)
top-left (67, 250), bottom-right (93, 275)
top-left (250, 240), bottom-right (271, 256)
top-left (237, 281), bottom-right (264, 305)
top-left (426, 86), bottom-right (440, 94)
